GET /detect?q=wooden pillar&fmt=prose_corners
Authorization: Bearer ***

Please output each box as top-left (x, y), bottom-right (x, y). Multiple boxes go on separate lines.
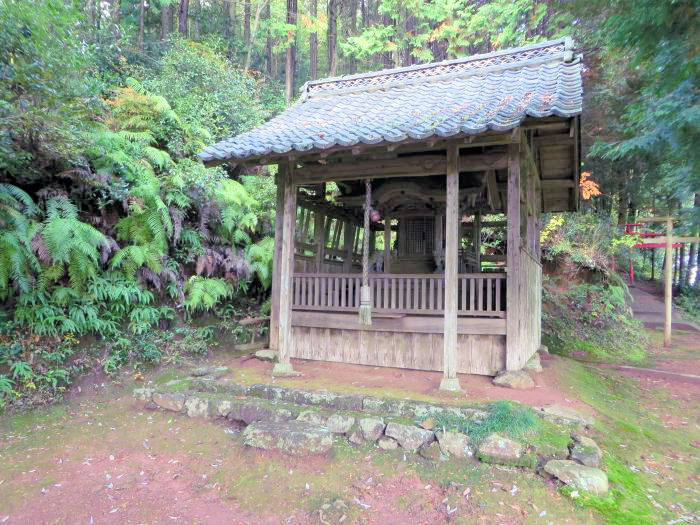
top-left (506, 142), bottom-right (522, 371)
top-left (440, 144), bottom-right (462, 392)
top-left (359, 179), bottom-right (372, 324)
top-left (664, 217), bottom-right (673, 347)
top-left (273, 164), bottom-right (298, 376)
top-left (383, 217), bottom-right (391, 273)
top-left (313, 210), bottom-right (325, 272)
top-left (434, 206), bottom-right (444, 261)
top-left (269, 169), bottom-right (285, 351)
top-left (473, 211), bottom-right (481, 272)
top-left (343, 221), bottom-right (355, 271)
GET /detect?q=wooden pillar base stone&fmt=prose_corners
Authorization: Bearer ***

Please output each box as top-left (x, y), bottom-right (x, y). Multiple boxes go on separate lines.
top-left (439, 377), bottom-right (463, 392)
top-left (272, 362), bottom-right (301, 377)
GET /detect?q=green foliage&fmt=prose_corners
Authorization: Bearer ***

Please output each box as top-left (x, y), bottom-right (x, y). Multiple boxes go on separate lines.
top-left (675, 287), bottom-right (700, 323)
top-left (184, 277), bottom-right (233, 313)
top-left (0, 331), bottom-right (83, 409)
top-left (542, 280), bottom-right (646, 364)
top-left (433, 400), bottom-right (540, 444)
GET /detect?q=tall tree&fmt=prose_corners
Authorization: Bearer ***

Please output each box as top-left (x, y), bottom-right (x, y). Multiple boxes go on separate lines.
top-left (327, 0), bottom-right (338, 76)
top-left (138, 0), bottom-right (146, 51)
top-left (285, 0), bottom-right (297, 103)
top-left (264, 1), bottom-right (273, 77)
top-left (244, 0), bottom-right (251, 44)
top-left (161, 1), bottom-right (172, 40)
top-left (309, 0), bottom-right (318, 80)
top-left (178, 0), bottom-right (189, 34)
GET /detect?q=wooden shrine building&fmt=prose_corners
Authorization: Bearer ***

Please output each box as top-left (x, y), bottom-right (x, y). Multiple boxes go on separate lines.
top-left (199, 39), bottom-right (583, 390)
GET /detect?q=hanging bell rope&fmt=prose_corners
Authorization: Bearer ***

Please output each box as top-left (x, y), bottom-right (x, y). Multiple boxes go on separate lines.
top-left (359, 178), bottom-right (372, 325)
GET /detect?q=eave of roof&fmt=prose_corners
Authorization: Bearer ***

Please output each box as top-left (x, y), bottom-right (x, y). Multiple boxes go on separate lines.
top-left (199, 38), bottom-right (583, 166)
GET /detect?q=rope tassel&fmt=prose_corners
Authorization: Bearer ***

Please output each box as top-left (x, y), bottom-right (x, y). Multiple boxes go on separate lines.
top-left (359, 179), bottom-right (372, 325)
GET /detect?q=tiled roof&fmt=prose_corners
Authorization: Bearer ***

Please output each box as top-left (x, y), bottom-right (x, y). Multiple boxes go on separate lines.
top-left (198, 38), bottom-right (582, 164)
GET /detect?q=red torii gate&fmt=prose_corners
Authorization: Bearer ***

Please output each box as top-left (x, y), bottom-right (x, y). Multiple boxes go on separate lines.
top-left (624, 223), bottom-right (682, 284)
top-left (626, 217), bottom-right (699, 347)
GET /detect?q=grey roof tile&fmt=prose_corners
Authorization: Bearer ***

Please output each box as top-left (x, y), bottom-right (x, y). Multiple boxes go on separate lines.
top-left (199, 38), bottom-right (582, 163)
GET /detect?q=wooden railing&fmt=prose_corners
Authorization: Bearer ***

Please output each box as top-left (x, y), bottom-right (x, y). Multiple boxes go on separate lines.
top-left (291, 273), bottom-right (506, 317)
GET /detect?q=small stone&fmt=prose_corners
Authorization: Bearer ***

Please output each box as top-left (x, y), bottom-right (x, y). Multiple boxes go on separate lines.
top-left (544, 460), bottom-right (608, 494)
top-left (384, 423), bottom-right (434, 451)
top-left (144, 400), bottom-right (158, 410)
top-left (185, 397), bottom-right (211, 419)
top-left (570, 434), bottom-right (603, 467)
top-left (420, 418), bottom-right (435, 430)
top-left (213, 399), bottom-right (233, 418)
top-left (242, 420), bottom-right (333, 456)
top-left (254, 349), bottom-right (278, 362)
top-left (538, 405), bottom-right (594, 427)
top-left (419, 441), bottom-right (442, 461)
top-left (333, 499), bottom-right (347, 510)
top-left (152, 392), bottom-right (186, 412)
top-left (377, 437), bottom-right (399, 450)
top-left (538, 345), bottom-right (549, 355)
top-left (327, 414), bottom-right (355, 434)
top-left (359, 418), bottom-right (385, 442)
top-left (492, 370), bottom-right (535, 389)
top-left (227, 400), bottom-right (296, 425)
top-left (523, 353), bottom-right (543, 373)
top-left (133, 388), bottom-right (154, 402)
top-left (297, 411), bottom-right (328, 425)
top-left (190, 366), bottom-right (229, 378)
top-left (435, 431), bottom-right (473, 459)
top-left (477, 433), bottom-right (533, 468)
top-left (348, 430), bottom-right (364, 445)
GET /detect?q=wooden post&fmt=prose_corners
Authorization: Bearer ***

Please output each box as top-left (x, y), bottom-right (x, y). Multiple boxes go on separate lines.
top-left (273, 164), bottom-right (299, 376)
top-left (664, 216), bottom-right (673, 347)
top-left (384, 216), bottom-right (391, 273)
top-left (434, 206), bottom-right (444, 262)
top-left (473, 211), bottom-right (481, 272)
top-left (313, 210), bottom-right (325, 272)
top-left (269, 169), bottom-right (285, 350)
top-left (359, 179), bottom-right (372, 325)
top-left (440, 144), bottom-right (462, 392)
top-left (343, 221), bottom-right (355, 271)
top-left (506, 142), bottom-right (522, 371)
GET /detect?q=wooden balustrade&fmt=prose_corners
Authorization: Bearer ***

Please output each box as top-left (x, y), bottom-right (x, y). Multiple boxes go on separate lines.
top-left (291, 273), bottom-right (506, 317)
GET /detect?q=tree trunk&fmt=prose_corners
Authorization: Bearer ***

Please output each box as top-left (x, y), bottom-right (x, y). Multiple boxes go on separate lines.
top-left (244, 0), bottom-right (251, 44)
top-left (327, 0), bottom-right (338, 76)
top-left (673, 247), bottom-right (680, 285)
top-left (161, 2), bottom-right (171, 40)
top-left (178, 0), bottom-right (189, 35)
top-left (110, 0), bottom-right (121, 39)
top-left (138, 0), bottom-right (146, 51)
top-left (686, 242), bottom-right (696, 287)
top-left (347, 0), bottom-right (357, 73)
top-left (264, 1), bottom-right (273, 77)
top-left (679, 244), bottom-right (686, 287)
top-left (382, 13), bottom-right (393, 68)
top-left (243, 0), bottom-right (267, 74)
top-left (309, 0), bottom-right (318, 80)
top-left (285, 0), bottom-right (297, 104)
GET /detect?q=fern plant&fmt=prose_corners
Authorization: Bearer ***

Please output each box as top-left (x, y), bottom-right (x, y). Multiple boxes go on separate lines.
top-left (184, 276), bottom-right (232, 314)
top-left (0, 184), bottom-right (40, 298)
top-left (37, 197), bottom-right (107, 292)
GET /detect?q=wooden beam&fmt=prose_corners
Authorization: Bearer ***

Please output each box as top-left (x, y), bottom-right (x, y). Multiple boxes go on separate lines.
top-left (473, 211), bottom-right (481, 271)
top-left (297, 152), bottom-right (508, 184)
top-left (273, 164), bottom-right (298, 376)
top-left (506, 141), bottom-right (521, 371)
top-left (440, 144), bottom-right (462, 392)
top-left (203, 130), bottom-right (521, 168)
